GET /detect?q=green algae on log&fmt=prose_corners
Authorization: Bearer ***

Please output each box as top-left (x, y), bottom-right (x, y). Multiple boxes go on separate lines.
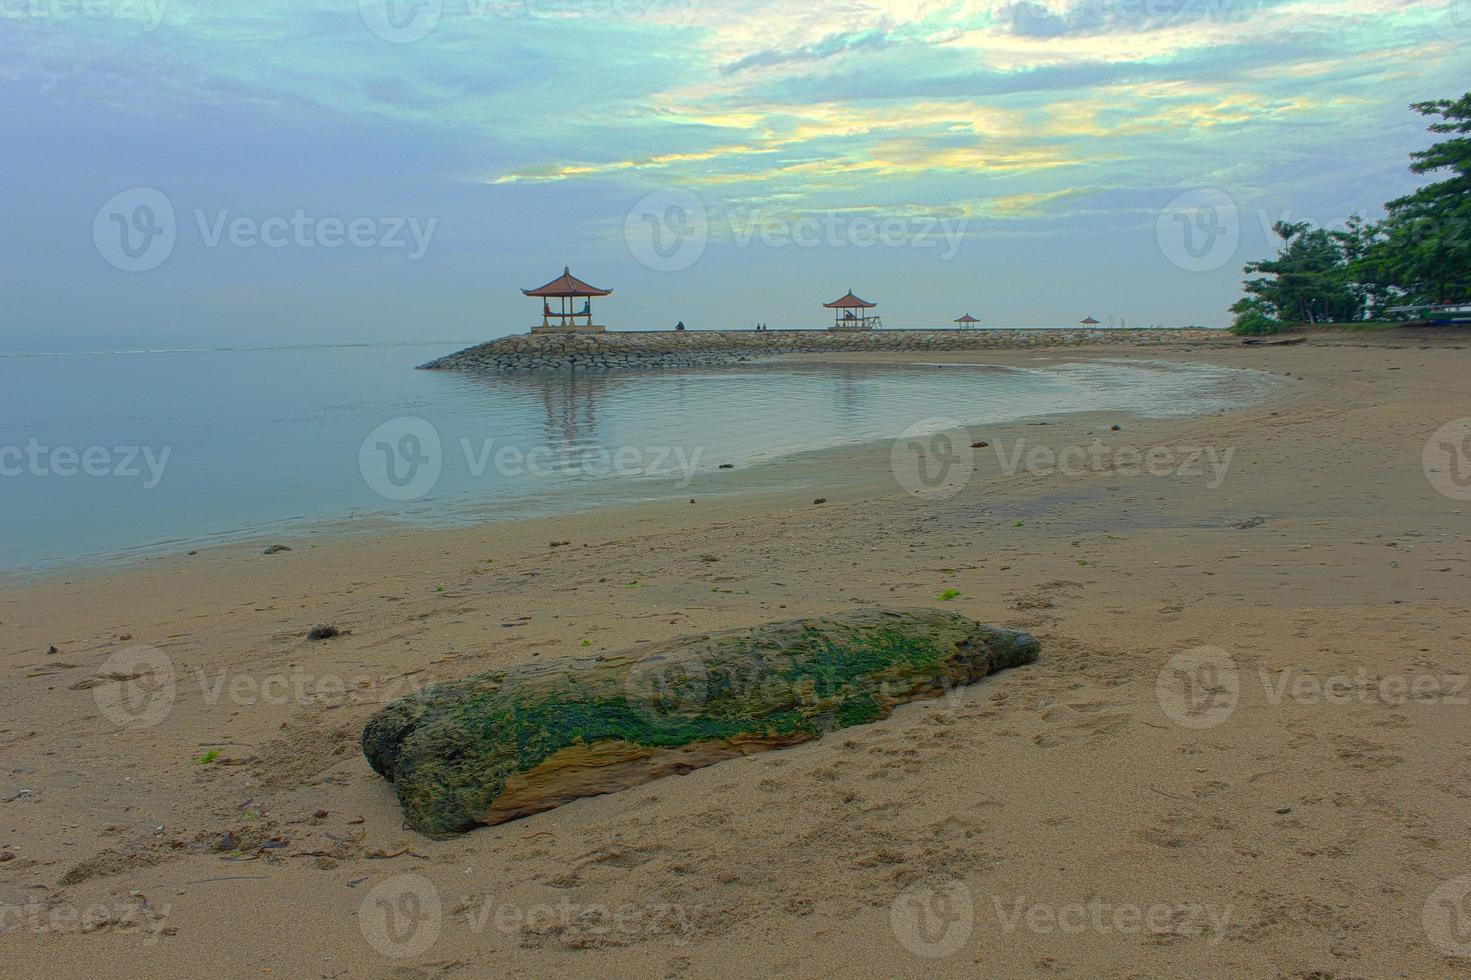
top-left (362, 608), bottom-right (1039, 836)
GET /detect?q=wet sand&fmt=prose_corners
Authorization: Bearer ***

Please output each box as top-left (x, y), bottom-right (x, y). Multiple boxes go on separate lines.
top-left (3, 330), bottom-right (1470, 977)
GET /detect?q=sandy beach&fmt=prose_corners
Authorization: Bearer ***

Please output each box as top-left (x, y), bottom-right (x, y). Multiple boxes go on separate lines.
top-left (3, 330), bottom-right (1470, 978)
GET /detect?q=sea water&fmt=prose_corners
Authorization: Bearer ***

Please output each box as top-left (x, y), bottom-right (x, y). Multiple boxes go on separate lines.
top-left (0, 342), bottom-right (1277, 575)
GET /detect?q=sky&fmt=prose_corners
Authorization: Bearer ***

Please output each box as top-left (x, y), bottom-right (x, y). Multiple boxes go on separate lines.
top-left (1, 0), bottom-right (1467, 351)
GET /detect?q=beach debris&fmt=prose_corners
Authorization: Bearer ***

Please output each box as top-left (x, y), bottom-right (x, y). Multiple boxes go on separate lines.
top-left (263, 545), bottom-right (292, 555)
top-left (209, 831), bottom-right (241, 853)
top-left (971, 441), bottom-right (989, 448)
top-left (1110, 424), bottom-right (1122, 431)
top-left (307, 625), bottom-right (343, 641)
top-left (1235, 517), bottom-right (1267, 530)
top-left (813, 498), bottom-right (828, 505)
top-left (1274, 805), bottom-right (1293, 814)
top-left (362, 608), bottom-right (1039, 836)
top-left (47, 646), bottom-right (59, 655)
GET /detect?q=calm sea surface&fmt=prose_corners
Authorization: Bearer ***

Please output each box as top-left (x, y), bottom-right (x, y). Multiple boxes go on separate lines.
top-left (0, 342), bottom-right (1277, 575)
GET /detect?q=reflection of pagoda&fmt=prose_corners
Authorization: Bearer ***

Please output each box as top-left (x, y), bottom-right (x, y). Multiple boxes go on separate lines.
top-left (524, 267), bottom-right (612, 334)
top-left (454, 370), bottom-right (612, 448)
top-left (536, 373), bottom-right (604, 449)
top-left (824, 290), bottom-right (880, 330)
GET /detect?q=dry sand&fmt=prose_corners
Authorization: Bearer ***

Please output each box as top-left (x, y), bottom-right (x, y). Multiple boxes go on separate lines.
top-left (3, 330), bottom-right (1470, 978)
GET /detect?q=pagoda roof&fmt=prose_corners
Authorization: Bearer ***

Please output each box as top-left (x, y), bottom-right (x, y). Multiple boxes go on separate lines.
top-left (954, 314), bottom-right (979, 323)
top-left (823, 290), bottom-right (876, 309)
top-left (523, 267), bottom-right (612, 298)
top-left (1080, 316), bottom-right (1100, 325)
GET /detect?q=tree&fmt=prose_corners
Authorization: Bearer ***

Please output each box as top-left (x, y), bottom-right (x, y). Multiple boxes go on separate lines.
top-left (1231, 221), bottom-right (1361, 334)
top-left (1227, 93), bottom-right (1471, 330)
top-left (1333, 214), bottom-right (1400, 317)
top-left (1228, 297), bottom-right (1283, 336)
top-left (1356, 95), bottom-right (1471, 306)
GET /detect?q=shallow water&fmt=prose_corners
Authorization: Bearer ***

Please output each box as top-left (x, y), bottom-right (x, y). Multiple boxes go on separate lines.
top-left (0, 344), bottom-right (1278, 574)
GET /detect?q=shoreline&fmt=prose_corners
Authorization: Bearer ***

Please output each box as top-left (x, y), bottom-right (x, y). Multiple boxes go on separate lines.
top-left (4, 333), bottom-right (1470, 977)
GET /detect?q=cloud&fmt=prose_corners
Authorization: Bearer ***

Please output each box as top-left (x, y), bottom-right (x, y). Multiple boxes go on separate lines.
top-left (721, 28), bottom-right (897, 75)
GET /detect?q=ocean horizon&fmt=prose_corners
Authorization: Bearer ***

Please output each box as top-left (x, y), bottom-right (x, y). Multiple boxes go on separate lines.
top-left (0, 322), bottom-right (1219, 359)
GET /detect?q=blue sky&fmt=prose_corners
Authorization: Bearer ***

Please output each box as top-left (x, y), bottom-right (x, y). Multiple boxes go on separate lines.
top-left (1, 0), bottom-right (1466, 350)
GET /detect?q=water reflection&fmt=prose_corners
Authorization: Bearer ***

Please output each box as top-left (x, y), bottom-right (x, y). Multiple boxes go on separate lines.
top-left (441, 361), bottom-right (1022, 464)
top-left (4, 347), bottom-right (1281, 574)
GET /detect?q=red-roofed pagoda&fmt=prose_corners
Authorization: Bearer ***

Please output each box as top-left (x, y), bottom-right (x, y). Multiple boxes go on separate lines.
top-left (824, 290), bottom-right (880, 331)
top-left (954, 313), bottom-right (980, 329)
top-left (524, 267), bottom-right (612, 334)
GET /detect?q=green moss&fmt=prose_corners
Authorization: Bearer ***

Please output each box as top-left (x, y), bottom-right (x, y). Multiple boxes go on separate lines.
top-left (363, 609), bottom-right (1040, 836)
top-left (834, 693), bottom-right (882, 727)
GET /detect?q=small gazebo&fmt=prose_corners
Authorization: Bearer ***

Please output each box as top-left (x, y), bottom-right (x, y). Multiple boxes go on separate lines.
top-left (524, 267), bottom-right (612, 334)
top-left (954, 314), bottom-right (980, 329)
top-left (824, 290), bottom-right (881, 331)
top-left (1080, 316), bottom-right (1100, 326)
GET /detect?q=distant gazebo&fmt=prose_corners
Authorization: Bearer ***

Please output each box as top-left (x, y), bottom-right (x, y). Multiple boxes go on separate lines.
top-left (1080, 316), bottom-right (1100, 326)
top-left (524, 267), bottom-right (612, 334)
top-left (954, 314), bottom-right (980, 329)
top-left (824, 290), bottom-right (881, 331)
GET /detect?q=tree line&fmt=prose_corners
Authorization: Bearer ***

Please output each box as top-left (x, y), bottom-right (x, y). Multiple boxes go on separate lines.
top-left (1230, 93), bottom-right (1470, 335)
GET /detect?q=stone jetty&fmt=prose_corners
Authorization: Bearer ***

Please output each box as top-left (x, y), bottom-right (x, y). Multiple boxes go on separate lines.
top-left (419, 328), bottom-right (1228, 372)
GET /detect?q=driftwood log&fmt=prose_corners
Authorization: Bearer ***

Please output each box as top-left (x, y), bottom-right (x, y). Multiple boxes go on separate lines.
top-left (362, 608), bottom-right (1039, 836)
